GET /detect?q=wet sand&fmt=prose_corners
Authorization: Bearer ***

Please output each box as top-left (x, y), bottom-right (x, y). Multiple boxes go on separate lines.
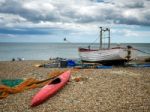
top-left (0, 60), bottom-right (150, 112)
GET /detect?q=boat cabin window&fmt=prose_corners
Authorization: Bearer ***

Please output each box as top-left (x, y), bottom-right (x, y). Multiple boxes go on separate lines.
top-left (49, 78), bottom-right (61, 85)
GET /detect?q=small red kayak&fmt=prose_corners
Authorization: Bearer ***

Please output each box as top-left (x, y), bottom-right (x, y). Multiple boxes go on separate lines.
top-left (31, 70), bottom-right (71, 107)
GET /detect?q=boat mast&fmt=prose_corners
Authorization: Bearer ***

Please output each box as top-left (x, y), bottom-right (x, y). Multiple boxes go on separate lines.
top-left (99, 27), bottom-right (103, 49)
top-left (99, 27), bottom-right (110, 49)
top-left (108, 28), bottom-right (110, 49)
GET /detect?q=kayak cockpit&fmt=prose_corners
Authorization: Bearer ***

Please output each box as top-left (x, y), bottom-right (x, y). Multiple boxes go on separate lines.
top-left (49, 78), bottom-right (61, 85)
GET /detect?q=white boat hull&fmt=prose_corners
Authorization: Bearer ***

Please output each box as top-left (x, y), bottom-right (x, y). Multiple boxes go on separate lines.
top-left (79, 48), bottom-right (137, 63)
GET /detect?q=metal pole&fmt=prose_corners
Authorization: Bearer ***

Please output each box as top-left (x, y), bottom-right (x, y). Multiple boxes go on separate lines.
top-left (99, 27), bottom-right (102, 49)
top-left (108, 28), bottom-right (110, 49)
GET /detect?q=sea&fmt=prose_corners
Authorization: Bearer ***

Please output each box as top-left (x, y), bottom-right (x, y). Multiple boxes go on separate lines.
top-left (0, 42), bottom-right (150, 61)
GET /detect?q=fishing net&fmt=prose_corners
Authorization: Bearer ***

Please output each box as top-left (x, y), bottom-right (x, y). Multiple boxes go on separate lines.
top-left (1, 79), bottom-right (24, 87)
top-left (0, 70), bottom-right (65, 99)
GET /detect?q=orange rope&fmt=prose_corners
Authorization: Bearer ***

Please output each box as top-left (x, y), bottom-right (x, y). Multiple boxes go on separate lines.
top-left (0, 70), bottom-right (65, 99)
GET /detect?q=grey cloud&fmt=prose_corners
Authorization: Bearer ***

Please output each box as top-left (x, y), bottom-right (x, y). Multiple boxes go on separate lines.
top-left (115, 1), bottom-right (145, 9)
top-left (125, 2), bottom-right (144, 8)
top-left (0, 0), bottom-right (61, 22)
top-left (0, 0), bottom-right (150, 28)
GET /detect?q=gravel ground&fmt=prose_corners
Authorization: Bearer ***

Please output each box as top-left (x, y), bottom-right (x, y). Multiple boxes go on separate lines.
top-left (0, 60), bottom-right (150, 112)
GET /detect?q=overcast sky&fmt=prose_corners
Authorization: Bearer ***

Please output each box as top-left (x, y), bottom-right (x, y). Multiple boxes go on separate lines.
top-left (0, 0), bottom-right (150, 43)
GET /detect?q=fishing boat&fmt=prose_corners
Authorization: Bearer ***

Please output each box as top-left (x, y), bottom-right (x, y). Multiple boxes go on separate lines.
top-left (78, 27), bottom-right (137, 65)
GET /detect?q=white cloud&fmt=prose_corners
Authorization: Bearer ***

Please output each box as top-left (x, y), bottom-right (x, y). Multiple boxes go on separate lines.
top-left (0, 0), bottom-right (150, 28)
top-left (0, 0), bottom-right (150, 43)
top-left (0, 13), bottom-right (27, 27)
top-left (0, 33), bottom-right (16, 38)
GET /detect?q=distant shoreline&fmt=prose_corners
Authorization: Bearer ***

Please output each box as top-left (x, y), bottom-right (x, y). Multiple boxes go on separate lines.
top-left (0, 42), bottom-right (150, 44)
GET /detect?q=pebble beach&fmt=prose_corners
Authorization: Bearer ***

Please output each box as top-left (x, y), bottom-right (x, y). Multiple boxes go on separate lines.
top-left (0, 60), bottom-right (150, 112)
